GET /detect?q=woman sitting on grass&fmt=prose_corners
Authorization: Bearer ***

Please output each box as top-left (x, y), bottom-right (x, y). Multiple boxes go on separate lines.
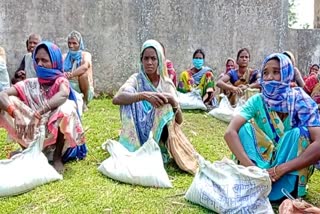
top-left (0, 41), bottom-right (87, 173)
top-left (177, 49), bottom-right (216, 107)
top-left (224, 53), bottom-right (320, 201)
top-left (112, 39), bottom-right (182, 163)
top-left (216, 48), bottom-right (260, 106)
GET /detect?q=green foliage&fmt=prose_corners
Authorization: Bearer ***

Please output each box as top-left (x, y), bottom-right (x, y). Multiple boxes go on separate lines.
top-left (302, 23), bottom-right (310, 29)
top-left (0, 98), bottom-right (319, 213)
top-left (288, 0), bottom-right (298, 27)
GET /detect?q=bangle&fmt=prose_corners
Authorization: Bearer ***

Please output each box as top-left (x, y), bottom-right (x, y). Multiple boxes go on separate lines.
top-left (7, 104), bottom-right (16, 117)
top-left (136, 93), bottom-right (143, 102)
top-left (34, 111), bottom-right (42, 120)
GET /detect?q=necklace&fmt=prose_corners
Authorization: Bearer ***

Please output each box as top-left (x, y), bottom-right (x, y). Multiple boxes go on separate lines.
top-left (41, 85), bottom-right (51, 95)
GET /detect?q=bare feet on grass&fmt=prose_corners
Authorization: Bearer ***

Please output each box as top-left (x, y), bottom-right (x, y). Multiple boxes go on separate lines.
top-left (53, 159), bottom-right (65, 174)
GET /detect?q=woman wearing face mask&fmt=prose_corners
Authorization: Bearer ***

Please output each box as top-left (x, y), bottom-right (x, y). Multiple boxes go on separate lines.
top-left (0, 41), bottom-right (87, 174)
top-left (224, 53), bottom-right (320, 201)
top-left (217, 48), bottom-right (260, 106)
top-left (63, 30), bottom-right (94, 108)
top-left (177, 49), bottom-right (216, 107)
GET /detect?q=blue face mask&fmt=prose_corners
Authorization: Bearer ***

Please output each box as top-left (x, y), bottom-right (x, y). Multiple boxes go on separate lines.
top-left (69, 50), bottom-right (82, 59)
top-left (261, 80), bottom-right (289, 97)
top-left (193, 59), bottom-right (204, 70)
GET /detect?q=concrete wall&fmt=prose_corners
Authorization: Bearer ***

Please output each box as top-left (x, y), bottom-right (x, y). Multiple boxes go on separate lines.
top-left (0, 0), bottom-right (318, 93)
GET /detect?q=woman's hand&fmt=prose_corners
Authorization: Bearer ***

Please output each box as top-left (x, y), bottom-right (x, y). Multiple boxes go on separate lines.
top-left (267, 165), bottom-right (286, 182)
top-left (162, 93), bottom-right (178, 107)
top-left (64, 72), bottom-right (74, 79)
top-left (26, 116), bottom-right (41, 139)
top-left (290, 82), bottom-right (297, 88)
top-left (231, 86), bottom-right (243, 95)
top-left (144, 92), bottom-right (169, 108)
top-left (239, 84), bottom-right (249, 91)
top-left (13, 110), bottom-right (27, 139)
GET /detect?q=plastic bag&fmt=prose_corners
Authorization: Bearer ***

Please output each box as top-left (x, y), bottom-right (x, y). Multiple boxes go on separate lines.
top-left (0, 126), bottom-right (63, 197)
top-left (177, 89), bottom-right (207, 110)
top-left (185, 156), bottom-right (274, 213)
top-left (279, 189), bottom-right (319, 214)
top-left (209, 94), bottom-right (245, 123)
top-left (98, 132), bottom-right (172, 188)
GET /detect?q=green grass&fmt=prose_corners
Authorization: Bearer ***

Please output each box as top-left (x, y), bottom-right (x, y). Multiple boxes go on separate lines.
top-left (0, 98), bottom-right (319, 213)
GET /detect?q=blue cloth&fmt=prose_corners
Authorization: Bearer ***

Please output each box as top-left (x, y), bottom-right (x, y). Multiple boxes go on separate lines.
top-left (227, 69), bottom-right (259, 85)
top-left (33, 41), bottom-right (81, 118)
top-left (192, 66), bottom-right (212, 85)
top-left (260, 53), bottom-right (320, 127)
top-left (120, 72), bottom-right (174, 149)
top-left (238, 94), bottom-right (316, 201)
top-left (118, 40), bottom-right (175, 162)
top-left (63, 31), bottom-right (85, 72)
top-left (62, 144), bottom-right (88, 163)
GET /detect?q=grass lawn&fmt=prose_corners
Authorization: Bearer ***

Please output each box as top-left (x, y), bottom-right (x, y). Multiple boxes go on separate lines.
top-left (0, 98), bottom-right (319, 213)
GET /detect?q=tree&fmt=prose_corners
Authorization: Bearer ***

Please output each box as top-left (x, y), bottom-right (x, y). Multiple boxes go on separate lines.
top-left (288, 0), bottom-right (298, 27)
top-left (302, 23), bottom-right (310, 29)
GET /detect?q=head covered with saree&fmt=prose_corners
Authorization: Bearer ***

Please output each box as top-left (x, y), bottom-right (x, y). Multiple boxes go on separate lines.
top-left (260, 53), bottom-right (319, 127)
top-left (33, 41), bottom-right (64, 85)
top-left (225, 58), bottom-right (236, 74)
top-left (33, 41), bottom-right (81, 117)
top-left (63, 30), bottom-right (85, 72)
top-left (140, 39), bottom-right (168, 79)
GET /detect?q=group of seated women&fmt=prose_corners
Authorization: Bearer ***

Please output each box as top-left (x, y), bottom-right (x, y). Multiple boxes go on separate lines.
top-left (0, 38), bottom-right (319, 203)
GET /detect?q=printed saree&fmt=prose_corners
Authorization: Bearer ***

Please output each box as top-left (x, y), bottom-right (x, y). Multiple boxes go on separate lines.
top-left (237, 94), bottom-right (314, 201)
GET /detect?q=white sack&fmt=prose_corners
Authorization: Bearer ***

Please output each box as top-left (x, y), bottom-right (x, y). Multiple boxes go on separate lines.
top-left (98, 132), bottom-right (172, 188)
top-left (185, 156), bottom-right (274, 214)
top-left (0, 126), bottom-right (63, 197)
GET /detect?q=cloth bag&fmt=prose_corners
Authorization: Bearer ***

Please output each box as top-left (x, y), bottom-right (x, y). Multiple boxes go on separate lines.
top-left (167, 122), bottom-right (198, 174)
top-left (177, 89), bottom-right (207, 110)
top-left (185, 156), bottom-right (274, 213)
top-left (98, 132), bottom-right (172, 188)
top-left (0, 126), bottom-right (63, 197)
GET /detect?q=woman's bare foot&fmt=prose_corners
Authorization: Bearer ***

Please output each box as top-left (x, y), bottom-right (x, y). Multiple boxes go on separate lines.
top-left (53, 159), bottom-right (65, 174)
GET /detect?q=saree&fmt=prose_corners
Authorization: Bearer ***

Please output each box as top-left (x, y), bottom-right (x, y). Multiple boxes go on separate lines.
top-left (118, 72), bottom-right (175, 163)
top-left (177, 66), bottom-right (215, 99)
top-left (304, 74), bottom-right (320, 105)
top-left (237, 94), bottom-right (315, 201)
top-left (227, 68), bottom-right (259, 105)
top-left (0, 77), bottom-right (86, 162)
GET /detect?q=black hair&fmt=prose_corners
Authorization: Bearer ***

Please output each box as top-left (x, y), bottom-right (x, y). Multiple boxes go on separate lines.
top-left (283, 52), bottom-right (291, 60)
top-left (193, 49), bottom-right (205, 59)
top-left (237, 48), bottom-right (250, 61)
top-left (140, 46), bottom-right (158, 62)
top-left (311, 64), bottom-right (319, 69)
